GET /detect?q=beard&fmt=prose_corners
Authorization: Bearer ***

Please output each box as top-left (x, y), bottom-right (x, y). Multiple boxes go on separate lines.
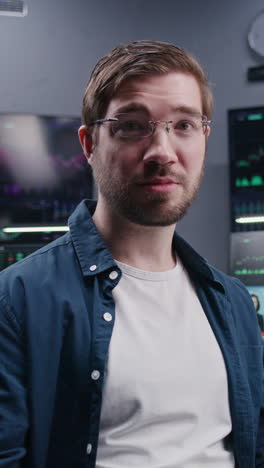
top-left (92, 152), bottom-right (205, 227)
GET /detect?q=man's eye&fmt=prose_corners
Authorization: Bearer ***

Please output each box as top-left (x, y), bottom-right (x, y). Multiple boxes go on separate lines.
top-left (120, 120), bottom-right (144, 132)
top-left (175, 121), bottom-right (195, 131)
top-left (113, 118), bottom-right (148, 137)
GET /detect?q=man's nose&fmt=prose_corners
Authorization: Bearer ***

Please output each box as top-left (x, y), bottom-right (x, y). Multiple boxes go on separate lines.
top-left (142, 126), bottom-right (178, 166)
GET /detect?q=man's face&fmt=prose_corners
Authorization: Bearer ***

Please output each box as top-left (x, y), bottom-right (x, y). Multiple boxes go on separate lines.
top-left (83, 72), bottom-right (210, 226)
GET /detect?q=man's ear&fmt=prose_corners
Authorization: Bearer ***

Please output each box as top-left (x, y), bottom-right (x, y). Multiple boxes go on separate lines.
top-left (205, 125), bottom-right (211, 138)
top-left (78, 125), bottom-right (94, 165)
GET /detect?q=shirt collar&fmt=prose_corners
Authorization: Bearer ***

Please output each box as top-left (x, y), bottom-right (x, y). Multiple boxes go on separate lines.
top-left (173, 233), bottom-right (213, 280)
top-left (68, 199), bottom-right (223, 287)
top-left (68, 199), bottom-right (117, 276)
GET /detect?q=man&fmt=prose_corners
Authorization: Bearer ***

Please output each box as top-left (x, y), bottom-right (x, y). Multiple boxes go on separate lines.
top-left (0, 40), bottom-right (263, 468)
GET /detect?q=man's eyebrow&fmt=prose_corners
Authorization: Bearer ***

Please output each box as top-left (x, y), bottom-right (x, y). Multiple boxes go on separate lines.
top-left (112, 103), bottom-right (148, 114)
top-left (172, 105), bottom-right (203, 115)
top-left (111, 104), bottom-right (203, 116)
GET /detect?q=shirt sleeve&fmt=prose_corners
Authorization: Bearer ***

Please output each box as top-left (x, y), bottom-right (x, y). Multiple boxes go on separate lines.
top-left (0, 294), bottom-right (28, 466)
top-left (256, 339), bottom-right (264, 467)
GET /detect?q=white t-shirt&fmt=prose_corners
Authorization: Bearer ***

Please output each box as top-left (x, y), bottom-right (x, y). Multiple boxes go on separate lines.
top-left (96, 258), bottom-right (234, 468)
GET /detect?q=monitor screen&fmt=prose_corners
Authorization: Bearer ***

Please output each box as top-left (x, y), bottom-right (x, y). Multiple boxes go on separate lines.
top-left (230, 231), bottom-right (264, 286)
top-left (228, 107), bottom-right (264, 232)
top-left (0, 114), bottom-right (93, 229)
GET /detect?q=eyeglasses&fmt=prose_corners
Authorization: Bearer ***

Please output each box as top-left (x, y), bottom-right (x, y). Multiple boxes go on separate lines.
top-left (89, 112), bottom-right (211, 140)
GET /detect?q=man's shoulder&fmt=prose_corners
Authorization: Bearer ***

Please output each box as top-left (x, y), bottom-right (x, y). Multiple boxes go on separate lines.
top-left (174, 233), bottom-right (250, 300)
top-left (175, 232), bottom-right (253, 313)
top-left (0, 233), bottom-right (72, 291)
top-left (202, 263), bottom-right (263, 345)
top-left (208, 264), bottom-right (247, 292)
top-left (207, 262), bottom-right (252, 303)
top-left (0, 232), bottom-right (81, 332)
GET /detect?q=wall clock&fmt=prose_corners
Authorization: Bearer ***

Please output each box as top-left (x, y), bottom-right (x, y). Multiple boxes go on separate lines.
top-left (248, 10), bottom-right (264, 57)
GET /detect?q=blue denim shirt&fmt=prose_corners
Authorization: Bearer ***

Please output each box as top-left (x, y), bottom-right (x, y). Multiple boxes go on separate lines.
top-left (0, 199), bottom-right (263, 468)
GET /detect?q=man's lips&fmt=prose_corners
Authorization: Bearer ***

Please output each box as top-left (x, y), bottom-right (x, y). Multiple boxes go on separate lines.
top-left (137, 177), bottom-right (182, 193)
top-left (139, 177), bottom-right (178, 185)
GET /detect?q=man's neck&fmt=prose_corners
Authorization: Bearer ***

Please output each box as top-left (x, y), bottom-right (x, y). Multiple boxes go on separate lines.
top-left (92, 203), bottom-right (177, 272)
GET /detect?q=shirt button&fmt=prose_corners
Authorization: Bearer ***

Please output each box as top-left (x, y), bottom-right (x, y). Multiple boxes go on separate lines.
top-left (109, 270), bottom-right (118, 280)
top-left (103, 312), bottom-right (113, 322)
top-left (91, 370), bottom-right (100, 380)
top-left (86, 443), bottom-right (92, 455)
top-left (89, 264), bottom-right (97, 271)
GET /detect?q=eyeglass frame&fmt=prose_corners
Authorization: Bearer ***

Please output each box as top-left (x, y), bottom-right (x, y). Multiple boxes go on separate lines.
top-left (88, 112), bottom-right (211, 139)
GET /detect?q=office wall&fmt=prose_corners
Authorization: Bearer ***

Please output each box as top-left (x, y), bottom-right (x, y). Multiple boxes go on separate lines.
top-left (0, 0), bottom-right (263, 272)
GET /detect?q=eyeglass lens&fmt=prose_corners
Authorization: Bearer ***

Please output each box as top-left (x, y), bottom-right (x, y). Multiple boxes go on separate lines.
top-left (111, 112), bottom-right (208, 139)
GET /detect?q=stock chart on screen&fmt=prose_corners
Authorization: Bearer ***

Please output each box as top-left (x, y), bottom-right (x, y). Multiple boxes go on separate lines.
top-left (0, 114), bottom-right (93, 228)
top-left (230, 231), bottom-right (264, 285)
top-left (229, 107), bottom-right (264, 232)
top-left (0, 114), bottom-right (94, 270)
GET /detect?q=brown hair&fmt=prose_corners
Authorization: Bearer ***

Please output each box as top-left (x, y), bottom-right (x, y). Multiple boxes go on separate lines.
top-left (82, 40), bottom-right (213, 126)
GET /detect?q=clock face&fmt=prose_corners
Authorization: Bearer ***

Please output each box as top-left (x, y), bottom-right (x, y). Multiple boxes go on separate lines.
top-left (248, 10), bottom-right (264, 57)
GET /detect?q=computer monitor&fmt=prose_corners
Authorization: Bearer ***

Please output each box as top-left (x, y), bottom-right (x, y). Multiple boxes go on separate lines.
top-left (228, 106), bottom-right (264, 232)
top-left (0, 113), bottom-right (93, 231)
top-left (230, 231), bottom-right (264, 286)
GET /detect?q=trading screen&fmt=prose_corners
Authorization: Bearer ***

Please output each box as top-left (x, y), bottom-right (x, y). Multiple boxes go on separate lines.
top-left (229, 107), bottom-right (264, 232)
top-left (0, 114), bottom-right (93, 227)
top-left (230, 231), bottom-right (264, 285)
